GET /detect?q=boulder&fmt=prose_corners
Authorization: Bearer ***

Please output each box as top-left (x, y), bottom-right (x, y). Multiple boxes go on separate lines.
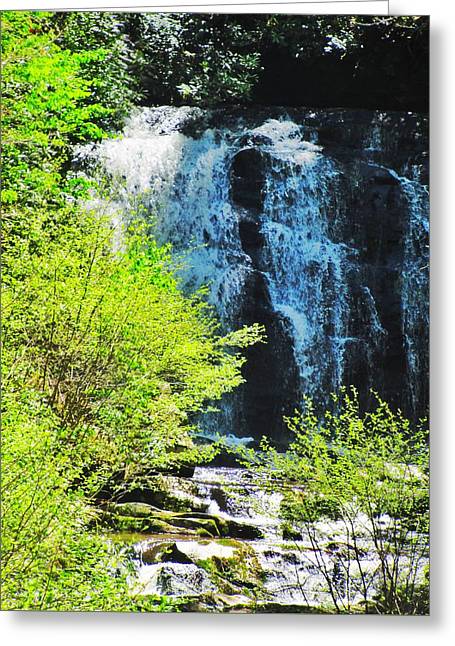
top-left (106, 502), bottom-right (162, 517)
top-left (134, 563), bottom-right (216, 597)
top-left (103, 512), bottom-right (198, 536)
top-left (138, 539), bottom-right (175, 564)
top-left (186, 592), bottom-right (254, 613)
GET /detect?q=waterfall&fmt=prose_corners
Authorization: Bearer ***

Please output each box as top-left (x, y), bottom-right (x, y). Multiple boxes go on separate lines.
top-left (76, 106), bottom-right (429, 439)
top-left (257, 126), bottom-right (350, 400)
top-left (79, 108), bottom-right (250, 325)
top-left (397, 174), bottom-right (430, 415)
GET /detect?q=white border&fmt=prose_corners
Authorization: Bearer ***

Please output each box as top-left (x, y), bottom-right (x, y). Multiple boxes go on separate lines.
top-left (1, 1), bottom-right (454, 645)
top-left (0, 1), bottom-right (389, 13)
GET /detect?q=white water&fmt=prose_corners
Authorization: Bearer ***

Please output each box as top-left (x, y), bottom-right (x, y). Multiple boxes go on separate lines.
top-left (259, 146), bottom-right (351, 396)
top-left (391, 170), bottom-right (430, 412)
top-left (130, 466), bottom-right (428, 609)
top-left (76, 106), bottom-right (429, 427)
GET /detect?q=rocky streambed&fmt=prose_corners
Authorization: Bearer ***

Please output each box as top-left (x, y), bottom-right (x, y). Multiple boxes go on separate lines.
top-left (102, 465), bottom-right (429, 613)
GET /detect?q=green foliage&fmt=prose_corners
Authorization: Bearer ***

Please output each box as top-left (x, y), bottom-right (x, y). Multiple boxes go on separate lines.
top-left (262, 14), bottom-right (427, 59)
top-left (242, 388), bottom-right (429, 614)
top-left (1, 11), bottom-right (262, 611)
top-left (52, 11), bottom-right (138, 130)
top-left (125, 13), bottom-right (262, 106)
top-left (1, 388), bottom-right (147, 611)
top-left (1, 12), bottom-right (112, 210)
top-left (2, 12), bottom-right (425, 121)
top-left (3, 209), bottom-right (260, 479)
top-left (121, 13), bottom-right (427, 108)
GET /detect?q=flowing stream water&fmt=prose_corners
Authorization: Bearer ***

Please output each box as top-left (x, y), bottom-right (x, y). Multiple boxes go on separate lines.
top-left (128, 466), bottom-right (428, 611)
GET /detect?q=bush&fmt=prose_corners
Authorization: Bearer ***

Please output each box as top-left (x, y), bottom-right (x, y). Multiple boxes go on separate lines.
top-left (1, 12), bottom-right (263, 610)
top-left (1, 201), bottom-right (263, 609)
top-left (245, 388), bottom-right (429, 614)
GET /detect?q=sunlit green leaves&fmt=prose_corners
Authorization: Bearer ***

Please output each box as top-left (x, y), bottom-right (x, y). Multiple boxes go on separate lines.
top-left (129, 13), bottom-right (263, 106)
top-left (242, 388), bottom-right (429, 614)
top-left (1, 10), bottom-right (263, 610)
top-left (1, 12), bottom-right (112, 209)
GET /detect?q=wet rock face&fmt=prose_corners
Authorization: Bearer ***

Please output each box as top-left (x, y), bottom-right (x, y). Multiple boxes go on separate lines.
top-left (231, 148), bottom-right (266, 212)
top-left (235, 271), bottom-right (300, 445)
top-left (85, 107), bottom-right (429, 441)
top-left (225, 115), bottom-right (428, 431)
top-left (230, 149), bottom-right (301, 442)
top-left (338, 166), bottom-right (409, 413)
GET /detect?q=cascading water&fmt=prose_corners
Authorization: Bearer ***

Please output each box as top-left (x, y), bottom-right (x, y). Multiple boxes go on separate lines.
top-left (396, 174), bottom-right (430, 415)
top-left (129, 465), bottom-right (428, 610)
top-left (256, 123), bottom-right (350, 400)
top-left (76, 106), bottom-right (429, 441)
top-left (80, 107), bottom-right (249, 323)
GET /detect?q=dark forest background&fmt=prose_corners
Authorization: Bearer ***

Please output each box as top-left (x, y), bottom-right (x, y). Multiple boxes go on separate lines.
top-left (55, 13), bottom-right (429, 115)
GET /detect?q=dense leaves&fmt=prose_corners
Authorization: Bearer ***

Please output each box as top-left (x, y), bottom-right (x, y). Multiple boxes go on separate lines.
top-left (82, 13), bottom-right (428, 110)
top-left (124, 13), bottom-right (262, 105)
top-left (241, 388), bottom-right (429, 614)
top-left (1, 12), bottom-right (112, 210)
top-left (42, 12), bottom-right (428, 110)
top-left (52, 11), bottom-right (138, 129)
top-left (1, 11), bottom-right (261, 610)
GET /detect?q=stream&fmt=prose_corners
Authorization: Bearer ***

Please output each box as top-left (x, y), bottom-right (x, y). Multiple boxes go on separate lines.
top-left (112, 464), bottom-right (428, 613)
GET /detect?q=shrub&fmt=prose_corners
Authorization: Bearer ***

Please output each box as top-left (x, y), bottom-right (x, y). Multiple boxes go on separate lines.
top-left (1, 11), bottom-right (263, 609)
top-left (245, 388), bottom-right (429, 614)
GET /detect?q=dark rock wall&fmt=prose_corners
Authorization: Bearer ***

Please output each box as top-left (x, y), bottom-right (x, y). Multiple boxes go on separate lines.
top-left (225, 111), bottom-right (428, 440)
